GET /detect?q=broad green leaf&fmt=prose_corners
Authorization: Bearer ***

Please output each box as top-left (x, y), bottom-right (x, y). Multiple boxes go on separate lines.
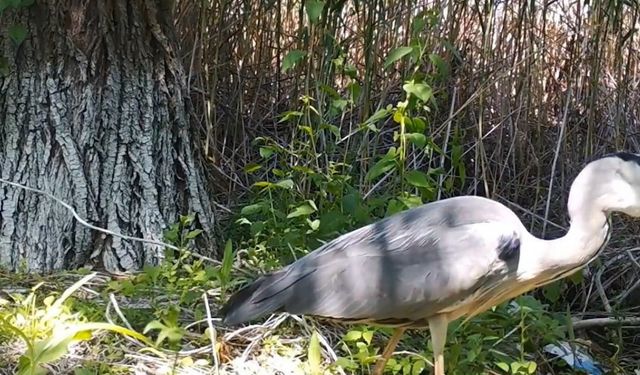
top-left (408, 117), bottom-right (427, 133)
top-left (185, 229), bottom-right (203, 240)
top-left (241, 203), bottom-right (264, 215)
top-left (307, 219), bottom-right (320, 230)
top-left (362, 330), bottom-right (373, 345)
top-left (331, 98), bottom-right (348, 112)
top-left (496, 362), bottom-right (510, 372)
top-left (404, 132), bottom-right (427, 148)
top-left (275, 179), bottom-right (294, 189)
top-left (412, 360), bottom-right (426, 375)
top-left (282, 50), bottom-right (306, 73)
top-left (308, 330), bottom-right (322, 375)
top-left (244, 163), bottom-right (262, 173)
top-left (31, 334), bottom-right (76, 368)
top-left (399, 194), bottom-right (422, 208)
top-left (287, 203), bottom-right (316, 218)
top-left (348, 82), bottom-right (361, 102)
top-left (404, 170), bottom-right (430, 188)
top-left (402, 80), bottom-right (432, 102)
top-left (334, 357), bottom-right (357, 369)
top-left (542, 281), bottom-right (561, 303)
top-left (342, 191), bottom-right (360, 213)
top-left (221, 239), bottom-right (234, 279)
top-left (305, 0), bottom-right (325, 24)
top-left (319, 84), bottom-right (340, 99)
top-left (363, 108), bottom-right (390, 127)
top-left (384, 46), bottom-right (414, 69)
top-left (259, 147), bottom-right (274, 158)
top-left (279, 110), bottom-right (304, 122)
top-left (366, 157), bottom-right (396, 181)
top-left (8, 24), bottom-right (27, 46)
top-left (51, 273), bottom-right (97, 311)
top-left (386, 199), bottom-right (405, 216)
top-left (343, 330), bottom-right (361, 341)
top-left (252, 181), bottom-right (273, 188)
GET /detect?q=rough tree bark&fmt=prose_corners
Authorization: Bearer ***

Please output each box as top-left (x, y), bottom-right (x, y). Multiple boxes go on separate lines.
top-left (0, 0), bottom-right (215, 272)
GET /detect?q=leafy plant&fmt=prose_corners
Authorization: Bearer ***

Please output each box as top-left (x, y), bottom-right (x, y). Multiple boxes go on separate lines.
top-left (0, 273), bottom-right (152, 375)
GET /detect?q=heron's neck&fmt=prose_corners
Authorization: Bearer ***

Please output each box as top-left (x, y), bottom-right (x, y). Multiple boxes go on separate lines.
top-left (537, 205), bottom-right (610, 276)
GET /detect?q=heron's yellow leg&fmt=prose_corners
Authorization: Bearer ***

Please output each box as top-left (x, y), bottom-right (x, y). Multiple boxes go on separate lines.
top-left (371, 327), bottom-right (405, 375)
top-left (429, 315), bottom-right (448, 375)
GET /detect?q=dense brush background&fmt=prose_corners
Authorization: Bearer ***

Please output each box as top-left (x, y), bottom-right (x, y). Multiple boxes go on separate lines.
top-left (171, 0), bottom-right (640, 372)
top-left (2, 0), bottom-right (640, 374)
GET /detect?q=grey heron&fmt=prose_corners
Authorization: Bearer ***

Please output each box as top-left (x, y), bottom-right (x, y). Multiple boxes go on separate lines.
top-left (221, 152), bottom-right (640, 375)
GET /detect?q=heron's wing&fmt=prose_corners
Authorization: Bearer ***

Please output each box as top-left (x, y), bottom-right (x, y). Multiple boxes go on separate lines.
top-left (221, 196), bottom-right (524, 325)
top-left (278, 196), bottom-right (524, 323)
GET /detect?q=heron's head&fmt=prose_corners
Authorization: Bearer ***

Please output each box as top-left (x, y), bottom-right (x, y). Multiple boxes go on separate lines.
top-left (568, 152), bottom-right (640, 219)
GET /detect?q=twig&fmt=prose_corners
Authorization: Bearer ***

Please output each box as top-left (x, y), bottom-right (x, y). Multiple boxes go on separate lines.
top-left (0, 178), bottom-right (222, 265)
top-left (203, 292), bottom-right (220, 372)
top-left (542, 85), bottom-right (572, 237)
top-left (437, 87), bottom-right (456, 201)
top-left (572, 316), bottom-right (640, 330)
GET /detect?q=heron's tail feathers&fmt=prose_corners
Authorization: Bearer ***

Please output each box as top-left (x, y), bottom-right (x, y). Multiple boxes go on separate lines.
top-left (220, 267), bottom-right (313, 325)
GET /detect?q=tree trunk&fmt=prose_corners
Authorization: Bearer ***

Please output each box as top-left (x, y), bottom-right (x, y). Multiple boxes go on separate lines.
top-left (0, 0), bottom-right (215, 273)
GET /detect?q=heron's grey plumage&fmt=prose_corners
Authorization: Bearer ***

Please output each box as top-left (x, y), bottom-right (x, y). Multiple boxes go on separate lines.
top-left (222, 196), bottom-right (524, 326)
top-left (221, 152), bottom-right (640, 375)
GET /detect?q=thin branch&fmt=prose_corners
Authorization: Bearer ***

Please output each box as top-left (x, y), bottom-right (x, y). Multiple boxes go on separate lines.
top-left (572, 316), bottom-right (640, 330)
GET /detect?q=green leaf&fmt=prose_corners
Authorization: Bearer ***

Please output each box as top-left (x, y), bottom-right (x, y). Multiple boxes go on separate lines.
top-left (287, 203), bottom-right (316, 218)
top-left (305, 0), bottom-right (325, 24)
top-left (334, 357), bottom-right (357, 370)
top-left (412, 360), bottom-right (426, 375)
top-left (542, 281), bottom-right (561, 303)
top-left (496, 362), bottom-right (510, 372)
top-left (221, 239), bottom-right (234, 281)
top-left (404, 133), bottom-right (427, 148)
top-left (253, 181), bottom-right (273, 189)
top-left (282, 50), bottom-right (307, 73)
top-left (366, 157), bottom-right (396, 181)
top-left (404, 170), bottom-right (430, 188)
top-left (8, 24), bottom-right (27, 46)
top-left (244, 163), bottom-right (262, 173)
top-left (402, 80), bottom-right (432, 102)
top-left (386, 199), bottom-right (405, 216)
top-left (279, 110), bottom-right (304, 122)
top-left (384, 46), bottom-right (414, 69)
top-left (362, 330), bottom-right (373, 345)
top-left (259, 146), bottom-right (274, 159)
top-left (348, 82), bottom-right (361, 101)
top-left (343, 330), bottom-right (362, 341)
top-left (398, 194), bottom-right (422, 208)
top-left (429, 53), bottom-right (450, 79)
top-left (307, 219), bottom-right (320, 231)
top-left (308, 330), bottom-right (322, 375)
top-left (241, 203), bottom-right (264, 215)
top-left (275, 179), bottom-right (294, 189)
top-left (185, 229), bottom-right (203, 240)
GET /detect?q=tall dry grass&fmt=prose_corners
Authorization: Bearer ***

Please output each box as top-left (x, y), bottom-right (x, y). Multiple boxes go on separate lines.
top-left (177, 0), bottom-right (640, 357)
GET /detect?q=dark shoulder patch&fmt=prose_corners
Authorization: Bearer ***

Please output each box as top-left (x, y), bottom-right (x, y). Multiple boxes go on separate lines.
top-left (497, 233), bottom-right (520, 262)
top-left (603, 152), bottom-right (640, 166)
